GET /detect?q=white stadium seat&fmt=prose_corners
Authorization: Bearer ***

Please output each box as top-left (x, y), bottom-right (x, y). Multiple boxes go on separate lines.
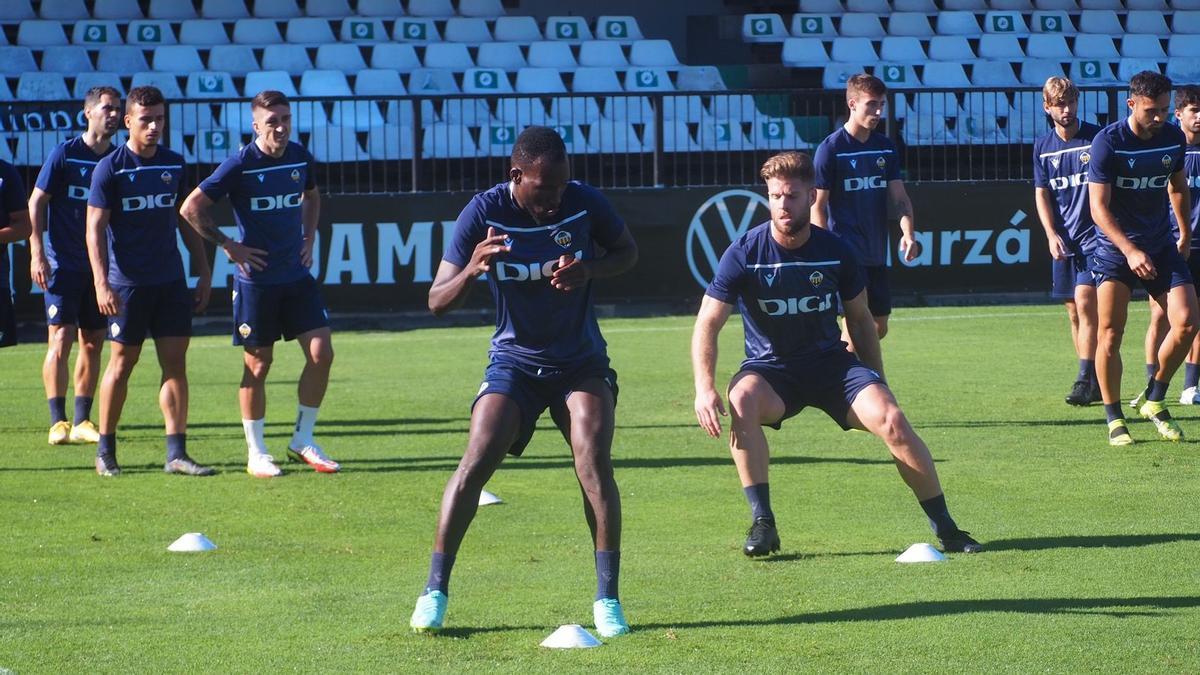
top-left (928, 36), bottom-right (976, 60)
top-left (423, 124), bottom-right (485, 159)
top-left (439, 97), bottom-right (491, 128)
top-left (128, 20), bottom-right (176, 45)
top-left (605, 95), bottom-right (654, 122)
top-left (1122, 35), bottom-right (1167, 59)
top-left (831, 37), bottom-right (879, 62)
top-left (549, 124), bottom-right (596, 155)
top-left (1128, 0), bottom-right (1168, 7)
top-left (990, 0), bottom-right (1034, 9)
top-left (153, 45), bottom-right (205, 73)
top-left (148, 0), bottom-right (197, 19)
top-left (971, 61), bottom-right (1021, 86)
top-left (878, 62), bottom-right (921, 88)
top-left (1078, 10), bottom-right (1122, 34)
top-left (73, 72), bottom-right (125, 97)
top-left (460, 0), bottom-right (506, 17)
top-left (408, 0), bottom-right (454, 17)
top-left (300, 70), bottom-right (352, 96)
top-left (355, 68), bottom-right (405, 95)
top-left (356, 0), bottom-right (401, 16)
top-left (0, 78), bottom-right (14, 100)
top-left (73, 21), bottom-right (123, 45)
top-left (1175, 11), bottom-right (1200, 33)
top-left (16, 131), bottom-right (76, 166)
top-left (712, 94), bottom-right (761, 120)
top-left (979, 35), bottom-right (1025, 59)
top-left (549, 96), bottom-right (601, 124)
top-left (1080, 0), bottom-right (1122, 8)
top-left (371, 44), bottom-right (421, 72)
top-left (630, 40), bottom-right (680, 67)
top-left (753, 118), bottom-right (808, 150)
top-left (943, 0), bottom-right (987, 8)
top-left (894, 0), bottom-right (938, 10)
top-left (18, 73), bottom-right (70, 100)
top-left (462, 66), bottom-right (512, 93)
top-left (233, 19), bottom-right (283, 44)
top-left (394, 18), bottom-right (441, 42)
top-left (0, 1), bottom-right (34, 21)
top-left (94, 0), bottom-right (143, 19)
top-left (1169, 35), bottom-right (1200, 56)
top-left (848, 0), bottom-right (891, 12)
top-left (571, 67), bottom-right (623, 92)
top-left (0, 47), bottom-right (36, 76)
top-left (546, 16), bottom-right (593, 41)
top-left (936, 12), bottom-right (982, 36)
top-left (529, 41), bottom-right (578, 69)
top-left (306, 0), bottom-right (351, 17)
top-left (923, 62), bottom-right (971, 87)
top-left (1075, 34), bottom-right (1120, 59)
top-left (261, 44), bottom-right (314, 75)
top-left (367, 125), bottom-right (416, 160)
top-left (840, 14), bottom-right (886, 37)
top-left (1020, 59), bottom-right (1067, 85)
top-left (822, 62), bottom-right (868, 88)
top-left (597, 16), bottom-right (643, 41)
top-left (782, 37), bottom-right (830, 66)
top-left (579, 41), bottom-right (628, 68)
top-left (185, 71), bottom-right (236, 101)
top-left (696, 119), bottom-right (753, 152)
top-left (881, 36), bottom-right (928, 62)
top-left (315, 44), bottom-right (368, 73)
top-left (1035, 0), bottom-right (1077, 7)
top-left (799, 0), bottom-right (843, 11)
top-left (17, 20), bottom-right (68, 46)
top-left (1167, 57), bottom-right (1200, 81)
top-left (201, 0), bottom-right (249, 19)
top-left (332, 97), bottom-right (385, 130)
top-left (42, 46), bottom-right (93, 74)
top-left (983, 11), bottom-right (1029, 35)
top-left (1173, 0), bottom-right (1200, 8)
top-left (494, 16), bottom-right (541, 42)
top-left (887, 13), bottom-right (935, 37)
top-left (742, 14), bottom-right (788, 42)
top-left (1118, 57), bottom-right (1164, 80)
top-left (309, 126), bottom-right (369, 162)
top-left (495, 98), bottom-right (550, 125)
top-left (662, 95), bottom-right (708, 121)
top-left (424, 43), bottom-right (475, 70)
top-left (41, 3), bottom-right (92, 20)
top-left (1026, 34), bottom-right (1072, 59)
top-left (340, 17), bottom-right (389, 43)
top-left (208, 45), bottom-right (259, 76)
top-left (516, 68), bottom-right (568, 93)
top-left (99, 46), bottom-right (149, 73)
top-left (1070, 59), bottom-right (1121, 84)
top-left (253, 0), bottom-right (300, 18)
top-left (130, 71), bottom-right (184, 97)
top-left (589, 123), bottom-right (651, 153)
top-left (1031, 11), bottom-right (1074, 33)
top-left (478, 42), bottom-right (528, 70)
top-left (406, 68), bottom-right (460, 95)
top-left (676, 66), bottom-right (727, 90)
top-left (445, 18), bottom-right (493, 43)
top-left (179, 20), bottom-right (230, 46)
top-left (624, 67), bottom-right (674, 92)
top-left (791, 14), bottom-right (837, 37)
top-left (244, 70), bottom-right (298, 97)
top-left (287, 18), bottom-right (337, 44)
top-left (1126, 11), bottom-right (1170, 35)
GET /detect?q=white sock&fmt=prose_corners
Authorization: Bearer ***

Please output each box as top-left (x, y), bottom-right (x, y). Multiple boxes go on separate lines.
top-left (291, 404), bottom-right (319, 448)
top-left (243, 418), bottom-right (268, 458)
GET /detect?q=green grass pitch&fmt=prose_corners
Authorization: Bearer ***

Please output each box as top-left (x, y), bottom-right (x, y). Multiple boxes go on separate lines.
top-left (1, 304), bottom-right (1198, 672)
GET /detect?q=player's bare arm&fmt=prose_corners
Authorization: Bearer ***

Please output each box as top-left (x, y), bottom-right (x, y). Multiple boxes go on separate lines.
top-left (27, 188), bottom-right (52, 290)
top-left (844, 289), bottom-right (885, 379)
top-left (691, 294), bottom-right (733, 438)
top-left (85, 205), bottom-right (118, 315)
top-left (549, 227), bottom-right (637, 292)
top-left (428, 226), bottom-right (510, 316)
top-left (810, 188), bottom-right (829, 229)
top-left (1034, 186), bottom-right (1069, 261)
top-left (300, 186), bottom-right (320, 267)
top-left (176, 214), bottom-right (213, 314)
top-left (888, 180), bottom-right (921, 262)
top-left (180, 188), bottom-right (268, 271)
top-left (1169, 168), bottom-right (1192, 257)
top-left (0, 205), bottom-right (30, 245)
top-left (1090, 181), bottom-right (1155, 279)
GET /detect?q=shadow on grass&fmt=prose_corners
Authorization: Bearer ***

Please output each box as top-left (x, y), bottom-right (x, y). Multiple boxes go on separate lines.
top-left (984, 533), bottom-right (1200, 551)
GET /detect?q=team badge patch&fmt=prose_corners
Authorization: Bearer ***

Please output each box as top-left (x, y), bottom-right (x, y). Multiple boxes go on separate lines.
top-left (1080, 151), bottom-right (1090, 165)
top-left (160, 170), bottom-right (172, 184)
top-left (553, 230), bottom-right (573, 248)
top-left (1162, 154), bottom-right (1173, 169)
top-left (876, 156), bottom-right (886, 169)
top-left (809, 271), bottom-right (824, 287)
top-left (47, 304), bottom-right (58, 319)
top-left (110, 323), bottom-right (121, 337)
top-left (238, 323), bottom-right (252, 339)
top-left (290, 169), bottom-right (301, 183)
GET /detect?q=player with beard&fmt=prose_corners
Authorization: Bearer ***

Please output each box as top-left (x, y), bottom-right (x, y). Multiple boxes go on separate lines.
top-left (691, 151), bottom-right (981, 559)
top-left (1168, 86), bottom-right (1200, 404)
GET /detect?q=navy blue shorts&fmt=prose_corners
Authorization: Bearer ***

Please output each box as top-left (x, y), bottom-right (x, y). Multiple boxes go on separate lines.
top-left (738, 349), bottom-right (884, 430)
top-left (232, 275), bottom-right (329, 346)
top-left (1092, 246), bottom-right (1193, 298)
top-left (472, 355), bottom-right (619, 457)
top-left (1188, 250), bottom-right (1200, 291)
top-left (44, 268), bottom-right (105, 330)
top-left (0, 291), bottom-right (16, 348)
top-left (1050, 254), bottom-right (1095, 300)
top-left (863, 265), bottom-right (892, 317)
top-left (107, 279), bottom-right (192, 346)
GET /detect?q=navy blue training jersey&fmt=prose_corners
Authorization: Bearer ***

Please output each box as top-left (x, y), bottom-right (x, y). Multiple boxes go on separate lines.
top-left (35, 136), bottom-right (116, 274)
top-left (0, 160), bottom-right (28, 290)
top-left (88, 143), bottom-right (187, 286)
top-left (444, 181), bottom-right (626, 369)
top-left (706, 223), bottom-right (865, 365)
top-left (198, 141), bottom-right (317, 285)
top-left (812, 127), bottom-right (901, 267)
top-left (1168, 144), bottom-right (1200, 249)
top-left (1088, 120), bottom-right (1186, 257)
top-left (1033, 122), bottom-right (1101, 256)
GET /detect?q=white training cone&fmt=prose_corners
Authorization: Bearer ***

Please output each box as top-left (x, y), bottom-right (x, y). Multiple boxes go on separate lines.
top-left (167, 532), bottom-right (217, 552)
top-left (478, 490), bottom-right (503, 506)
top-left (895, 542), bottom-right (946, 563)
top-left (539, 624), bottom-right (602, 649)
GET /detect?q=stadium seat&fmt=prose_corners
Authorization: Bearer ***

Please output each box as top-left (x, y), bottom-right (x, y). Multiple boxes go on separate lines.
top-left (244, 70), bottom-right (298, 97)
top-left (1127, 11), bottom-right (1170, 35)
top-left (877, 63), bottom-right (921, 88)
top-left (367, 125), bottom-right (416, 160)
top-left (630, 39), bottom-right (679, 67)
top-left (936, 12), bottom-right (982, 36)
top-left (549, 96), bottom-right (602, 124)
top-left (1175, 11), bottom-right (1200, 33)
top-left (356, 0), bottom-right (401, 16)
top-left (832, 37), bottom-right (880, 62)
top-left (1070, 59), bottom-right (1121, 84)
top-left (1078, 90), bottom-right (1110, 122)
top-left (494, 16), bottom-right (542, 42)
top-left (73, 21), bottom-right (123, 45)
top-left (1122, 35), bottom-right (1167, 59)
top-left (1020, 59), bottom-right (1067, 84)
top-left (478, 42), bottom-right (528, 70)
top-left (0, 1), bottom-right (34, 21)
top-left (185, 71), bottom-right (236, 98)
top-left (662, 95), bottom-right (708, 122)
top-left (840, 14), bottom-right (886, 37)
top-left (1129, 0), bottom-right (1168, 7)
top-left (1026, 34), bottom-right (1071, 59)
top-left (179, 20), bottom-right (231, 46)
top-left (960, 90), bottom-right (1009, 120)
top-left (1080, 0), bottom-right (1122, 7)
top-left (207, 45), bottom-right (258, 76)
top-left (846, 0), bottom-right (889, 10)
top-left (170, 99), bottom-right (219, 134)
top-left (461, 66), bottom-right (512, 94)
top-left (893, 0), bottom-right (938, 10)
top-left (300, 70), bottom-right (352, 97)
top-left (371, 44), bottom-right (421, 72)
top-left (423, 124), bottom-right (485, 159)
top-left (92, 0), bottom-right (142, 19)
top-left (753, 117), bottom-right (807, 150)
top-left (1007, 90), bottom-right (1047, 142)
top-left (253, 0), bottom-right (299, 18)
top-left (597, 16), bottom-right (643, 41)
top-left (1169, 35), bottom-right (1200, 57)
top-left (459, 0), bottom-right (507, 18)
top-left (978, 35), bottom-right (1025, 59)
top-left (742, 14), bottom-right (788, 42)
top-left (406, 68), bottom-right (460, 95)
top-left (990, 0), bottom-right (1034, 8)
top-left (971, 61), bottom-right (1021, 86)
top-left (130, 71), bottom-right (184, 97)
top-left (262, 45), bottom-right (314, 75)
top-left (354, 68), bottom-right (405, 96)
top-left (315, 44), bottom-right (368, 74)
top-left (310, 126), bottom-right (369, 162)
top-left (958, 109), bottom-right (1008, 144)
top-left (287, 18), bottom-right (337, 44)
top-left (384, 99), bottom-right (427, 127)
top-left (901, 113), bottom-right (957, 146)
top-left (782, 38), bottom-right (831, 66)
top-left (0, 47), bottom-right (36, 76)
top-left (440, 97), bottom-right (494, 128)
top-left (1034, 0), bottom-right (1078, 8)
top-left (881, 37), bottom-right (928, 62)
top-left (928, 35), bottom-right (976, 60)
top-left (572, 66), bottom-right (622, 92)
top-left (624, 67), bottom-right (673, 92)
top-left (1118, 57), bottom-right (1164, 80)
top-left (38, 0), bottom-right (86, 19)
top-left (711, 94), bottom-right (761, 120)
top-left (515, 67), bottom-right (567, 93)
top-left (790, 14), bottom-right (837, 37)
top-left (579, 41), bottom-right (628, 67)
top-left (445, 18), bottom-right (493, 43)
top-left (923, 62), bottom-right (971, 87)
top-left (233, 19), bottom-right (283, 44)
top-left (17, 20), bottom-right (68, 46)
top-left (589, 122), bottom-right (651, 153)
top-left (548, 123), bottom-right (596, 155)
top-left (408, 0), bottom-right (454, 17)
top-left (15, 130), bottom-right (76, 166)
top-left (494, 98), bottom-right (550, 126)
top-left (1078, 10), bottom-right (1122, 34)
top-left (799, 0), bottom-right (843, 11)
top-left (201, 0), bottom-right (248, 18)
top-left (1031, 11), bottom-right (1073, 33)
top-left (153, 45), bottom-right (205, 74)
top-left (393, 18), bottom-right (441, 43)
top-left (1167, 57), bottom-right (1200, 81)
top-left (943, 0), bottom-right (987, 8)
top-left (1075, 34), bottom-right (1120, 59)
top-left (546, 16), bottom-right (593, 41)
top-left (604, 95), bottom-right (654, 122)
top-left (128, 20), bottom-right (176, 45)
top-left (424, 43), bottom-right (475, 70)
top-left (0, 78), bottom-right (13, 100)
top-left (983, 11), bottom-right (1029, 35)
top-left (331, 95), bottom-right (385, 133)
top-left (41, 46), bottom-right (93, 74)
top-left (305, 0), bottom-right (352, 17)
top-left (341, 17), bottom-right (389, 42)
top-left (695, 119), bottom-right (753, 152)
top-left (73, 72), bottom-right (125, 97)
top-left (822, 62), bottom-right (868, 88)
top-left (528, 41), bottom-right (578, 70)
top-left (676, 66), bottom-right (726, 90)
top-left (149, 0), bottom-right (197, 19)
top-left (17, 73), bottom-right (70, 100)
top-left (887, 13), bottom-right (935, 37)
top-left (1173, 0), bottom-right (1200, 8)
top-left (99, 46), bottom-right (150, 73)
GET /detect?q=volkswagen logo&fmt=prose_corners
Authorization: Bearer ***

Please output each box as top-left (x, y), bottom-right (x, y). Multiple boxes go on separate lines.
top-left (685, 189), bottom-right (770, 288)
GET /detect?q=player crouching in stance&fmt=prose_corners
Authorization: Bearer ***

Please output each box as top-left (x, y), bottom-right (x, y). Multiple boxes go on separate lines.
top-left (409, 127), bottom-right (638, 636)
top-left (1088, 71), bottom-right (1196, 445)
top-left (181, 90), bottom-right (338, 477)
top-left (691, 151), bottom-right (981, 557)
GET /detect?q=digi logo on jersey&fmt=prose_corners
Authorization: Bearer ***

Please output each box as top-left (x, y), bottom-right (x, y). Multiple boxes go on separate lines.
top-left (1115, 175), bottom-right (1170, 190)
top-left (495, 251), bottom-right (584, 282)
top-left (67, 185), bottom-right (90, 200)
top-left (250, 193), bottom-right (303, 211)
top-left (843, 175), bottom-right (887, 192)
top-left (122, 193), bottom-right (176, 211)
top-left (1049, 173), bottom-right (1087, 191)
top-left (757, 294), bottom-right (834, 315)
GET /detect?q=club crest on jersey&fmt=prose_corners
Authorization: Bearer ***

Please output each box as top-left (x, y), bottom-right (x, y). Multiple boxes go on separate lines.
top-left (876, 156), bottom-right (886, 169)
top-left (1162, 154), bottom-right (1173, 169)
top-left (256, 173), bottom-right (265, 183)
top-left (763, 269), bottom-right (777, 287)
top-left (160, 170), bottom-right (172, 184)
top-left (809, 271), bottom-right (824, 287)
top-left (238, 323), bottom-right (252, 338)
top-left (553, 230), bottom-right (573, 248)
top-left (290, 169), bottom-right (301, 183)
top-left (1080, 151), bottom-right (1090, 164)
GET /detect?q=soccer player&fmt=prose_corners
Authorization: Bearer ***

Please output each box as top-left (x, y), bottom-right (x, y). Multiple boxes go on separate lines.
top-left (1088, 71), bottom-right (1195, 446)
top-left (28, 86), bottom-right (121, 445)
top-left (1032, 77), bottom-right (1103, 406)
top-left (692, 151), bottom-right (981, 558)
top-left (85, 85), bottom-right (214, 476)
top-left (811, 73), bottom-right (920, 348)
top-left (1171, 85), bottom-right (1200, 404)
top-left (180, 90), bottom-right (338, 478)
top-left (0, 159), bottom-right (31, 349)
top-left (409, 127), bottom-right (638, 637)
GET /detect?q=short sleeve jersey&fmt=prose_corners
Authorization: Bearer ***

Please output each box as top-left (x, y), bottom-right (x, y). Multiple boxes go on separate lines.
top-left (706, 223), bottom-right (865, 366)
top-left (444, 181), bottom-right (626, 369)
top-left (34, 136), bottom-right (116, 274)
top-left (198, 141), bottom-right (317, 285)
top-left (0, 160), bottom-right (28, 290)
top-left (812, 127), bottom-right (901, 267)
top-left (87, 143), bottom-right (187, 286)
top-left (1032, 122), bottom-right (1101, 255)
top-left (1088, 120), bottom-right (1186, 256)
top-left (1168, 143), bottom-right (1200, 249)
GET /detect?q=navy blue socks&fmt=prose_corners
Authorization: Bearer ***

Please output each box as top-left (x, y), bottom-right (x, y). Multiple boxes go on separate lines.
top-left (97, 433), bottom-right (116, 460)
top-left (166, 433), bottom-right (187, 462)
top-left (1104, 403), bottom-right (1125, 424)
top-left (1148, 378), bottom-right (1169, 403)
top-left (1186, 363), bottom-right (1200, 390)
top-left (48, 397), bottom-right (67, 425)
top-left (425, 551), bottom-right (455, 595)
top-left (595, 550), bottom-right (620, 600)
top-left (73, 396), bottom-right (93, 425)
top-left (743, 483), bottom-right (774, 522)
top-left (918, 493), bottom-right (959, 537)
